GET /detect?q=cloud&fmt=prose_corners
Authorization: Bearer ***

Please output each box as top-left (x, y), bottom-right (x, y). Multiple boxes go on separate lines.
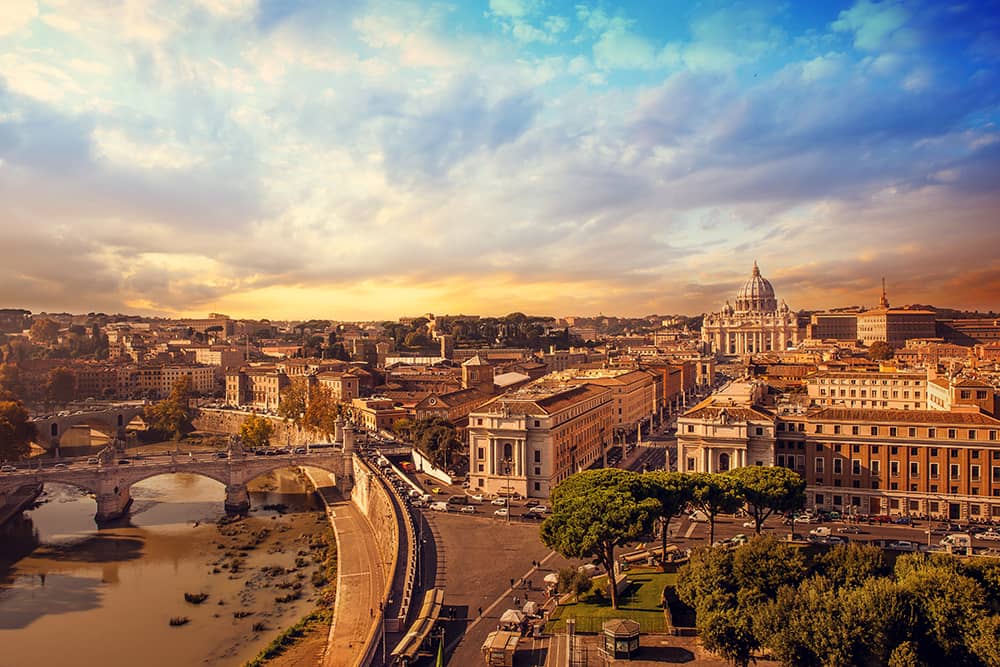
top-left (0, 0), bottom-right (36, 36)
top-left (832, 0), bottom-right (918, 51)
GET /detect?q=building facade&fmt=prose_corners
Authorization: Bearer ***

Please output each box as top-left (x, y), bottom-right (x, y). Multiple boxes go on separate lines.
top-left (701, 262), bottom-right (798, 356)
top-left (467, 382), bottom-right (613, 498)
top-left (807, 368), bottom-right (928, 411)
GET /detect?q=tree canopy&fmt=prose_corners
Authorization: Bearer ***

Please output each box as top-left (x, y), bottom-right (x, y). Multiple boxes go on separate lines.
top-left (239, 414), bottom-right (275, 450)
top-left (541, 469), bottom-right (658, 609)
top-left (688, 472), bottom-right (743, 544)
top-left (143, 378), bottom-right (193, 440)
top-left (639, 470), bottom-right (692, 562)
top-left (29, 318), bottom-right (60, 344)
top-left (46, 367), bottom-right (76, 406)
top-left (0, 400), bottom-right (36, 462)
top-left (725, 465), bottom-right (805, 535)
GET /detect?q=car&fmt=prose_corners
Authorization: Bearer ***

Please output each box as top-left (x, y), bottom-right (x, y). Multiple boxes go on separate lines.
top-left (837, 526), bottom-right (864, 534)
top-left (527, 505), bottom-right (548, 516)
top-left (888, 540), bottom-right (918, 552)
top-left (52, 463), bottom-right (69, 469)
top-left (293, 447), bottom-right (306, 454)
top-left (469, 494), bottom-right (484, 503)
top-left (408, 489), bottom-right (422, 499)
top-left (460, 506), bottom-right (476, 514)
top-left (118, 459), bottom-right (131, 465)
top-left (793, 515), bottom-right (814, 524)
top-left (411, 499), bottom-right (426, 508)
top-left (825, 535), bottom-right (847, 545)
top-left (494, 508), bottom-right (509, 517)
top-left (1, 465), bottom-right (17, 472)
top-left (429, 501), bottom-right (449, 512)
top-left (491, 498), bottom-right (508, 506)
top-left (742, 521), bottom-right (756, 529)
top-left (87, 457), bottom-right (99, 465)
top-left (461, 481), bottom-right (471, 489)
top-left (216, 451), bottom-right (228, 459)
top-left (431, 487), bottom-right (443, 495)
top-left (727, 534), bottom-right (749, 546)
top-left (979, 530), bottom-right (1000, 542)
top-left (525, 500), bottom-right (540, 508)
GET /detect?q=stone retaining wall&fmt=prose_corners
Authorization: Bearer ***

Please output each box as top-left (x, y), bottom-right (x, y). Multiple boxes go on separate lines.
top-left (192, 408), bottom-right (321, 446)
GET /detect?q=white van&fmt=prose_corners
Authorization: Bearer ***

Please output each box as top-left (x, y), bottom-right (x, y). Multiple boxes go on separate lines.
top-left (430, 501), bottom-right (449, 512)
top-left (940, 533), bottom-right (971, 548)
top-left (689, 510), bottom-right (709, 523)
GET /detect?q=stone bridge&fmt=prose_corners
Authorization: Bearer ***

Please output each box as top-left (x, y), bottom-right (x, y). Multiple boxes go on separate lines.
top-left (0, 445), bottom-right (355, 523)
top-left (31, 404), bottom-right (148, 450)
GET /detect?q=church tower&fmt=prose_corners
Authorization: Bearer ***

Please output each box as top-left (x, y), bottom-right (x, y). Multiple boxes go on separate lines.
top-left (462, 354), bottom-right (494, 394)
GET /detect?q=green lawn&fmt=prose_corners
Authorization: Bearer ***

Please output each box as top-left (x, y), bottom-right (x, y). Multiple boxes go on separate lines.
top-left (545, 569), bottom-right (676, 634)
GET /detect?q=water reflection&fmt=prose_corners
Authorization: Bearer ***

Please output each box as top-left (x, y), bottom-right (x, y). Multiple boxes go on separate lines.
top-left (0, 470), bottom-right (328, 667)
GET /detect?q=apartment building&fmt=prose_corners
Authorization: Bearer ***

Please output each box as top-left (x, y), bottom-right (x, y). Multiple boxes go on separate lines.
top-left (807, 368), bottom-right (929, 410)
top-left (467, 382), bottom-right (613, 498)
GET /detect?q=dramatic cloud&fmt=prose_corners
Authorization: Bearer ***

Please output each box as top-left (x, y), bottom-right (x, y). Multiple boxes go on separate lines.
top-left (0, 0), bottom-right (998, 319)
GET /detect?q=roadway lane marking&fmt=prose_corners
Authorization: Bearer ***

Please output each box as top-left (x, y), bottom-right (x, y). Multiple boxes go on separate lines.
top-left (340, 571), bottom-right (372, 578)
top-left (684, 522), bottom-right (697, 539)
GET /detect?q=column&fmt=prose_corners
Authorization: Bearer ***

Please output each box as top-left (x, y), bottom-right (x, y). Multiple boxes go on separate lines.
top-left (706, 448), bottom-right (714, 473)
top-left (224, 483), bottom-right (250, 515)
top-left (489, 440), bottom-right (495, 475)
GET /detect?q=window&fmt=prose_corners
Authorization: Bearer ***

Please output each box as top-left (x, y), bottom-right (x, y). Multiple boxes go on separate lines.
top-left (534, 450), bottom-right (541, 463)
top-left (687, 425), bottom-right (694, 433)
top-left (890, 461), bottom-right (899, 476)
top-left (972, 465), bottom-right (981, 481)
top-left (852, 480), bottom-right (861, 488)
top-left (534, 420), bottom-right (540, 427)
top-left (477, 464), bottom-right (484, 472)
top-left (853, 444), bottom-right (861, 453)
top-left (871, 460), bottom-right (881, 475)
top-left (928, 428), bottom-right (936, 438)
top-left (951, 449), bottom-right (960, 458)
top-left (889, 427), bottom-right (897, 437)
top-left (833, 495), bottom-right (842, 506)
top-left (477, 418), bottom-right (483, 425)
top-left (968, 430), bottom-right (977, 440)
top-left (815, 494), bottom-right (825, 505)
top-left (910, 461), bottom-right (919, 477)
top-left (478, 447), bottom-right (485, 459)
top-left (815, 458), bottom-right (825, 473)
top-left (755, 427), bottom-right (763, 436)
top-left (948, 429), bottom-right (957, 439)
top-left (871, 426), bottom-right (879, 436)
top-left (973, 450), bottom-right (980, 459)
top-left (993, 466), bottom-right (1000, 483)
top-left (833, 425), bottom-right (841, 435)
top-left (930, 448), bottom-right (938, 457)
top-left (991, 431), bottom-right (997, 441)
top-left (852, 426), bottom-right (859, 435)
top-left (852, 459), bottom-right (861, 475)
top-left (815, 424), bottom-right (823, 434)
top-left (534, 482), bottom-right (541, 491)
top-left (951, 464), bottom-right (960, 478)
top-left (890, 446), bottom-right (899, 455)
top-left (909, 427), bottom-right (916, 437)
top-left (834, 459), bottom-right (843, 474)
top-left (930, 463), bottom-right (939, 479)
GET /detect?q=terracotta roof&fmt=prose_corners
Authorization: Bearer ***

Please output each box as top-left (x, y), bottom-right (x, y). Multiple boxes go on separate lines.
top-left (682, 404), bottom-right (774, 421)
top-left (476, 383), bottom-right (609, 416)
top-left (809, 407), bottom-right (1000, 425)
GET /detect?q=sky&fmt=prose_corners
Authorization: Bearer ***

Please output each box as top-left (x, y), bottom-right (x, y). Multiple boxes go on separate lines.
top-left (0, 0), bottom-right (999, 320)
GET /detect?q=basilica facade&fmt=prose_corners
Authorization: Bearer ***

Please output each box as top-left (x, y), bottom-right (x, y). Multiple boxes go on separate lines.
top-left (701, 262), bottom-right (798, 356)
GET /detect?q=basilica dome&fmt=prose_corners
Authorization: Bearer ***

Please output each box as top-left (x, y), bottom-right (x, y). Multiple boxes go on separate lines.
top-left (734, 261), bottom-right (778, 313)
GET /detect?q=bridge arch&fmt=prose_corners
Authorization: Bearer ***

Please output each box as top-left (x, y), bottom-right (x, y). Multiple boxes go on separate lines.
top-left (127, 468), bottom-right (231, 489)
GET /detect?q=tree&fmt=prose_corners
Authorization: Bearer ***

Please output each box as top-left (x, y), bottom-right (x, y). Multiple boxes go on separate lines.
top-left (726, 466), bottom-right (805, 535)
top-left (898, 564), bottom-right (987, 664)
top-left (815, 543), bottom-right (889, 589)
top-left (699, 607), bottom-right (759, 667)
top-left (968, 615), bottom-right (1000, 667)
top-left (303, 385), bottom-right (341, 441)
top-left (392, 417), bottom-right (414, 440)
top-left (688, 473), bottom-right (743, 544)
top-left (46, 367), bottom-right (76, 406)
top-left (541, 469), bottom-right (658, 609)
top-left (143, 377), bottom-right (193, 440)
top-left (29, 318), bottom-right (60, 344)
top-left (409, 417), bottom-right (460, 468)
top-left (868, 341), bottom-right (894, 361)
top-left (0, 364), bottom-right (25, 401)
top-left (239, 414), bottom-right (274, 450)
top-left (0, 400), bottom-right (36, 462)
top-left (730, 536), bottom-right (806, 607)
top-left (555, 567), bottom-right (592, 598)
top-left (640, 471), bottom-right (692, 565)
top-left (277, 381), bottom-right (309, 426)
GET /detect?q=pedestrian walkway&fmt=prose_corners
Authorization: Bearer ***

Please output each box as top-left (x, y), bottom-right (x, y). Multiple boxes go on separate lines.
top-left (320, 489), bottom-right (387, 667)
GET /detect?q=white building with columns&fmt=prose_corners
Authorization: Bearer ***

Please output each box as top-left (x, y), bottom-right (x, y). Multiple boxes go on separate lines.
top-left (467, 381), bottom-right (613, 499)
top-left (701, 262), bottom-right (799, 356)
top-left (676, 382), bottom-right (776, 473)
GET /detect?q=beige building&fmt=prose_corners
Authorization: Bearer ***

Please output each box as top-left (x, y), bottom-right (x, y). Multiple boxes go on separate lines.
top-left (857, 284), bottom-right (936, 347)
top-left (701, 262), bottom-right (798, 356)
top-left (677, 383), bottom-right (776, 472)
top-left (226, 367), bottom-right (289, 410)
top-left (807, 311), bottom-right (859, 341)
top-left (467, 382), bottom-right (613, 498)
top-left (807, 368), bottom-right (928, 411)
top-left (928, 376), bottom-right (998, 416)
top-left (316, 371), bottom-right (360, 403)
top-left (548, 368), bottom-right (657, 440)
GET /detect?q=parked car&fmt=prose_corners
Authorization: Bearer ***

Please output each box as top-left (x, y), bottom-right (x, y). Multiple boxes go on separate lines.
top-left (978, 530), bottom-right (1000, 542)
top-left (491, 498), bottom-right (508, 506)
top-left (825, 536), bottom-right (847, 545)
top-left (429, 501), bottom-right (449, 512)
top-left (527, 506), bottom-right (547, 516)
top-left (87, 458), bottom-right (99, 465)
top-left (888, 540), bottom-right (918, 552)
top-left (1, 465), bottom-right (17, 472)
top-left (494, 508), bottom-right (509, 517)
top-left (809, 526), bottom-right (831, 538)
top-left (742, 520), bottom-right (756, 529)
top-left (460, 506), bottom-right (476, 514)
top-left (216, 452), bottom-right (228, 459)
top-left (118, 459), bottom-right (131, 465)
top-left (430, 487), bottom-right (443, 495)
top-left (525, 500), bottom-right (540, 508)
top-left (52, 463), bottom-right (69, 469)
top-left (293, 447), bottom-right (306, 454)
top-left (469, 494), bottom-right (484, 503)
top-left (837, 526), bottom-right (864, 534)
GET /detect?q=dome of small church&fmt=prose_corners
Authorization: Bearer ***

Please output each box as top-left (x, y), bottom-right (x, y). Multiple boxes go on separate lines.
top-left (734, 261), bottom-right (778, 313)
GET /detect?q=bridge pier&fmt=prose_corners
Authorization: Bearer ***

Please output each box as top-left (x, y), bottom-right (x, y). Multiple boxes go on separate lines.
top-left (95, 478), bottom-right (132, 524)
top-left (224, 483), bottom-right (250, 515)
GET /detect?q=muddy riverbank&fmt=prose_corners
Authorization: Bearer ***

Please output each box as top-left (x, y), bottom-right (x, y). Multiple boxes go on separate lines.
top-left (0, 469), bottom-right (335, 667)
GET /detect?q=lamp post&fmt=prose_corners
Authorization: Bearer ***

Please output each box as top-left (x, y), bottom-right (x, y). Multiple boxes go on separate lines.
top-left (503, 458), bottom-right (513, 524)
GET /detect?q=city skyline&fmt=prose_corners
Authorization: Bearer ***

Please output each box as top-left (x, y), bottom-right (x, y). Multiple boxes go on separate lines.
top-left (1, 0), bottom-right (999, 319)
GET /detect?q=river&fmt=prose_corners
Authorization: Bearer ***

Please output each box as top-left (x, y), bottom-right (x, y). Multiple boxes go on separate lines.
top-left (0, 469), bottom-right (333, 667)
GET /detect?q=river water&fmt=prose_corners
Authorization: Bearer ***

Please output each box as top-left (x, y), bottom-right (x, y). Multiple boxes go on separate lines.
top-left (0, 470), bottom-right (333, 667)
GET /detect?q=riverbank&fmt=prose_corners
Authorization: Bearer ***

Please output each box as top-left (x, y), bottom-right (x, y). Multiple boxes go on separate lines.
top-left (0, 471), bottom-right (333, 667)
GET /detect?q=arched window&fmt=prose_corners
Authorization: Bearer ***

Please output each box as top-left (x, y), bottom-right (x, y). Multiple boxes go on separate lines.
top-left (719, 452), bottom-right (730, 472)
top-left (503, 442), bottom-right (513, 460)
